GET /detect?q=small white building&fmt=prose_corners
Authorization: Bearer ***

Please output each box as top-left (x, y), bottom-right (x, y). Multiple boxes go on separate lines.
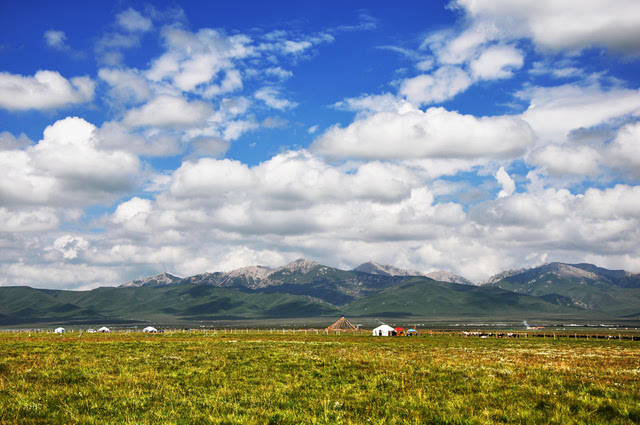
top-left (87, 329), bottom-right (96, 333)
top-left (98, 326), bottom-right (110, 333)
top-left (372, 324), bottom-right (395, 336)
top-left (54, 327), bottom-right (65, 334)
top-left (143, 326), bottom-right (158, 333)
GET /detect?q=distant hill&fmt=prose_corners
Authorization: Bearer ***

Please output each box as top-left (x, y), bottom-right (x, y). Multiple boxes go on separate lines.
top-left (0, 284), bottom-right (341, 325)
top-left (483, 262), bottom-right (640, 317)
top-left (122, 258), bottom-right (408, 305)
top-left (425, 270), bottom-right (474, 285)
top-left (1, 260), bottom-right (639, 326)
top-left (353, 261), bottom-right (425, 277)
top-left (345, 277), bottom-right (588, 319)
top-left (121, 272), bottom-right (182, 288)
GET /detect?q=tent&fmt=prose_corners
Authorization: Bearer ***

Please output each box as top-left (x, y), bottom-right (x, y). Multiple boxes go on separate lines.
top-left (407, 329), bottom-right (418, 336)
top-left (143, 326), bottom-right (158, 333)
top-left (372, 324), bottom-right (395, 336)
top-left (326, 315), bottom-right (358, 331)
top-left (394, 327), bottom-right (404, 336)
top-left (54, 327), bottom-right (65, 334)
top-left (98, 326), bottom-right (110, 333)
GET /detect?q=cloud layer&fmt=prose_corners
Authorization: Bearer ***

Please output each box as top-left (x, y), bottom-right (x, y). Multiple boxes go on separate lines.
top-left (0, 3), bottom-right (639, 290)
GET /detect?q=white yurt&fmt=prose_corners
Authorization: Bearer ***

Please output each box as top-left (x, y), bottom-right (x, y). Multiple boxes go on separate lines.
top-left (372, 324), bottom-right (395, 336)
top-left (98, 326), bottom-right (110, 333)
top-left (143, 326), bottom-right (158, 333)
top-left (54, 327), bottom-right (66, 334)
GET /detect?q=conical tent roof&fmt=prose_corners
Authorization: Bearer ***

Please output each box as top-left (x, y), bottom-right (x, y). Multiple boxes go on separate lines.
top-left (325, 316), bottom-right (358, 331)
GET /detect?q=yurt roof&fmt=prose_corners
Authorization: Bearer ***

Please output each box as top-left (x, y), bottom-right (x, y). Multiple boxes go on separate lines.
top-left (372, 324), bottom-right (395, 331)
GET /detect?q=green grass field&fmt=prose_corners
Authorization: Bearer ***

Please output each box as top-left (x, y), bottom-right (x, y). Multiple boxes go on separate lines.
top-left (1, 331), bottom-right (639, 424)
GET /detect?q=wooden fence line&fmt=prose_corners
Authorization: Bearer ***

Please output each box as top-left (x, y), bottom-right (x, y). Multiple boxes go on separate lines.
top-left (2, 327), bottom-right (639, 340)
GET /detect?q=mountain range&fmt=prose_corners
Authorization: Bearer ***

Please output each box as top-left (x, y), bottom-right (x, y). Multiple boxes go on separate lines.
top-left (1, 259), bottom-right (639, 326)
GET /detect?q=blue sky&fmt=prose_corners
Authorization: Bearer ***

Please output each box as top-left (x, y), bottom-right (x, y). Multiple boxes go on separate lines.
top-left (1, 0), bottom-right (640, 289)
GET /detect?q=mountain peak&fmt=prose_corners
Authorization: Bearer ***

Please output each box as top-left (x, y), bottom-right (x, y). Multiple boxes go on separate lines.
top-left (425, 270), bottom-right (474, 285)
top-left (353, 261), bottom-right (424, 277)
top-left (119, 272), bottom-right (181, 288)
top-left (226, 265), bottom-right (274, 280)
top-left (280, 258), bottom-right (320, 274)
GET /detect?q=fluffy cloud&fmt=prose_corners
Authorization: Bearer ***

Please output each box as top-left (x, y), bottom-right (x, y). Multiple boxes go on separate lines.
top-left (0, 117), bottom-right (140, 207)
top-left (0, 132), bottom-right (32, 150)
top-left (0, 207), bottom-right (60, 232)
top-left (0, 150), bottom-right (58, 205)
top-left (53, 235), bottom-right (89, 260)
top-left (123, 95), bottom-right (212, 128)
top-left (422, 23), bottom-right (499, 65)
top-left (147, 28), bottom-right (253, 93)
top-left (102, 150), bottom-right (640, 281)
top-left (99, 68), bottom-right (153, 105)
top-left (495, 167), bottom-right (515, 198)
top-left (333, 93), bottom-right (410, 116)
top-left (312, 106), bottom-right (534, 160)
top-left (168, 158), bottom-right (255, 198)
top-left (44, 30), bottom-right (68, 50)
top-left (519, 84), bottom-right (640, 144)
top-left (0, 262), bottom-right (121, 290)
top-left (254, 87), bottom-right (297, 110)
top-left (400, 66), bottom-right (472, 106)
top-left (4, 4), bottom-right (640, 290)
top-left (258, 30), bottom-right (334, 57)
top-left (95, 122), bottom-right (182, 157)
top-left (455, 0), bottom-right (640, 54)
top-left (189, 136), bottom-right (231, 158)
top-left (31, 117), bottom-right (140, 194)
top-left (529, 144), bottom-right (602, 177)
top-left (470, 44), bottom-right (524, 80)
top-left (607, 121), bottom-right (640, 177)
top-left (117, 8), bottom-right (152, 33)
top-left (470, 183), bottom-right (640, 259)
top-left (0, 71), bottom-right (94, 111)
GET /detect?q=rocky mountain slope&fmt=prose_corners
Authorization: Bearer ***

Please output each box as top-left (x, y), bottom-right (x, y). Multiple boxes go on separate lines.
top-left (1, 260), bottom-right (638, 326)
top-left (353, 261), bottom-right (425, 277)
top-left (484, 262), bottom-right (640, 316)
top-left (121, 272), bottom-right (182, 288)
top-left (425, 270), bottom-right (474, 285)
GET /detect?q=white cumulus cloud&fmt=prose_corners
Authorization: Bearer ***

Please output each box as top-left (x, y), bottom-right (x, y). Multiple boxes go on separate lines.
top-left (470, 44), bottom-right (524, 80)
top-left (400, 66), bottom-right (472, 106)
top-left (0, 71), bottom-right (94, 111)
top-left (455, 0), bottom-right (640, 54)
top-left (495, 167), bottom-right (515, 198)
top-left (312, 106), bottom-right (534, 160)
top-left (116, 9), bottom-right (152, 33)
top-left (123, 95), bottom-right (212, 128)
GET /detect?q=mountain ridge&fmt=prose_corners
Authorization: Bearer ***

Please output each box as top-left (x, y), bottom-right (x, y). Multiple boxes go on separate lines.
top-left (2, 259), bottom-right (639, 326)
top-left (484, 262), bottom-right (640, 316)
top-left (121, 258), bottom-right (472, 289)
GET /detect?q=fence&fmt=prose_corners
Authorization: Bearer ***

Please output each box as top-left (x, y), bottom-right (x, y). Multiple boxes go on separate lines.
top-left (2, 327), bottom-right (639, 341)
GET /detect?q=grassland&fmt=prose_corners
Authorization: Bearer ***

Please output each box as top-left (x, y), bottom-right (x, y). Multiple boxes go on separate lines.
top-left (1, 331), bottom-right (639, 424)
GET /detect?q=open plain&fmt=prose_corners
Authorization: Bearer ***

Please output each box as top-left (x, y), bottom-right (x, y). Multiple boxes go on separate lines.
top-left (1, 330), bottom-right (639, 424)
